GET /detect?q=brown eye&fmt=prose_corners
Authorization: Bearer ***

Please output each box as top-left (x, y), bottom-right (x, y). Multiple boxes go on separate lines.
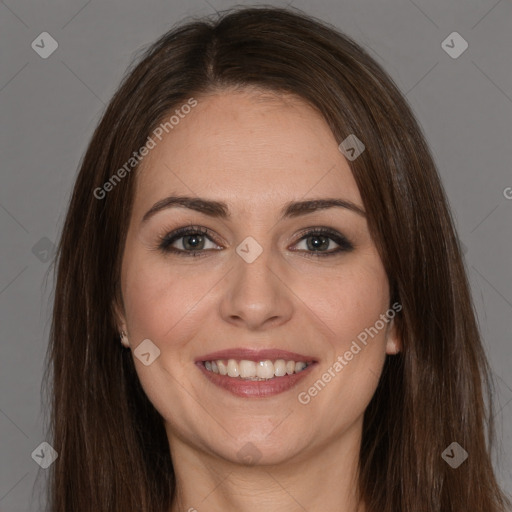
top-left (158, 226), bottom-right (222, 256)
top-left (291, 228), bottom-right (354, 257)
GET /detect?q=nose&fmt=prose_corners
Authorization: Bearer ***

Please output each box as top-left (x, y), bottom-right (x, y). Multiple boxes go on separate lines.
top-left (219, 243), bottom-right (294, 331)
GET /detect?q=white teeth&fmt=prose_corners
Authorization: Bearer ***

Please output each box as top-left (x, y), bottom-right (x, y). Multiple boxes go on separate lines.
top-left (227, 359), bottom-right (239, 377)
top-left (256, 360), bottom-right (274, 379)
top-left (217, 360), bottom-right (227, 375)
top-left (274, 359), bottom-right (287, 377)
top-left (239, 360), bottom-right (257, 378)
top-left (295, 362), bottom-right (307, 372)
top-left (203, 358), bottom-right (311, 379)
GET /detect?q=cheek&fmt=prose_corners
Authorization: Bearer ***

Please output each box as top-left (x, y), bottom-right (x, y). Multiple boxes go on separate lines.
top-left (297, 258), bottom-right (390, 350)
top-left (294, 259), bottom-right (390, 411)
top-left (121, 252), bottom-right (214, 348)
top-left (299, 261), bottom-right (391, 414)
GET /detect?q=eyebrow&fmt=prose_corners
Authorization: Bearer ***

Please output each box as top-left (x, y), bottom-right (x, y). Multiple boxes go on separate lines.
top-left (141, 195), bottom-right (366, 223)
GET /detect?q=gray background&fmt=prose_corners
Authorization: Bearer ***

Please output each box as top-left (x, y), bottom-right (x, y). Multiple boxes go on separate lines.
top-left (0, 0), bottom-right (511, 510)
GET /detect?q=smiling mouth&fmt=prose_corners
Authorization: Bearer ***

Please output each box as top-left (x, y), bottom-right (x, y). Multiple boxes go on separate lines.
top-left (202, 358), bottom-right (313, 380)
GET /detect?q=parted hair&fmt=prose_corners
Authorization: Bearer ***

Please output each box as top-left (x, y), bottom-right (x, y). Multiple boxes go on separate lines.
top-left (44, 5), bottom-right (510, 511)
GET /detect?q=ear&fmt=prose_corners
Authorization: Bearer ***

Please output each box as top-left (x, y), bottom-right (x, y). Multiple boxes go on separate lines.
top-left (385, 317), bottom-right (401, 355)
top-left (113, 294), bottom-right (130, 348)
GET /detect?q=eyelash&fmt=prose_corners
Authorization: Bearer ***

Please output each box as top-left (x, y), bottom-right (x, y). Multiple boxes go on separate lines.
top-left (157, 225), bottom-right (354, 258)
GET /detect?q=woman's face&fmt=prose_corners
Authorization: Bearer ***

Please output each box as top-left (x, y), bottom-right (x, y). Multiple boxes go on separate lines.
top-left (118, 89), bottom-right (400, 465)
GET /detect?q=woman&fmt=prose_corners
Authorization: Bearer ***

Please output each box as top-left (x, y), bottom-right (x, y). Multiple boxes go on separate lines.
top-left (45, 5), bottom-right (511, 511)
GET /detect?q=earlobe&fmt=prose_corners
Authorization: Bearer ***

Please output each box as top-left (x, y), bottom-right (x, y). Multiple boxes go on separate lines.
top-left (385, 337), bottom-right (401, 355)
top-left (120, 330), bottom-right (130, 348)
top-left (112, 296), bottom-right (129, 348)
top-left (385, 318), bottom-right (401, 355)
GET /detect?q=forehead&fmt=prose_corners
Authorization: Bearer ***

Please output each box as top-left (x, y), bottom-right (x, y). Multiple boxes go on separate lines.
top-left (133, 89), bottom-right (362, 216)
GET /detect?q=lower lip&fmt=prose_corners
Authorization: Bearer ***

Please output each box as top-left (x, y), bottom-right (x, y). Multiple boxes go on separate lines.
top-left (196, 362), bottom-right (316, 398)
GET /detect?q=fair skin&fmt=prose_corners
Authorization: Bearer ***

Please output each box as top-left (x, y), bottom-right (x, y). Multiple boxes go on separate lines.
top-left (117, 88), bottom-right (401, 512)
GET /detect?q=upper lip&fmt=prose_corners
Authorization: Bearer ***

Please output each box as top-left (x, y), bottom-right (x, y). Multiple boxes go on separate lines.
top-left (196, 348), bottom-right (317, 363)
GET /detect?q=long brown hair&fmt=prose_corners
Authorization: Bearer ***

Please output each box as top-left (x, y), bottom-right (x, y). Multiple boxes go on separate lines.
top-left (44, 6), bottom-right (511, 511)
